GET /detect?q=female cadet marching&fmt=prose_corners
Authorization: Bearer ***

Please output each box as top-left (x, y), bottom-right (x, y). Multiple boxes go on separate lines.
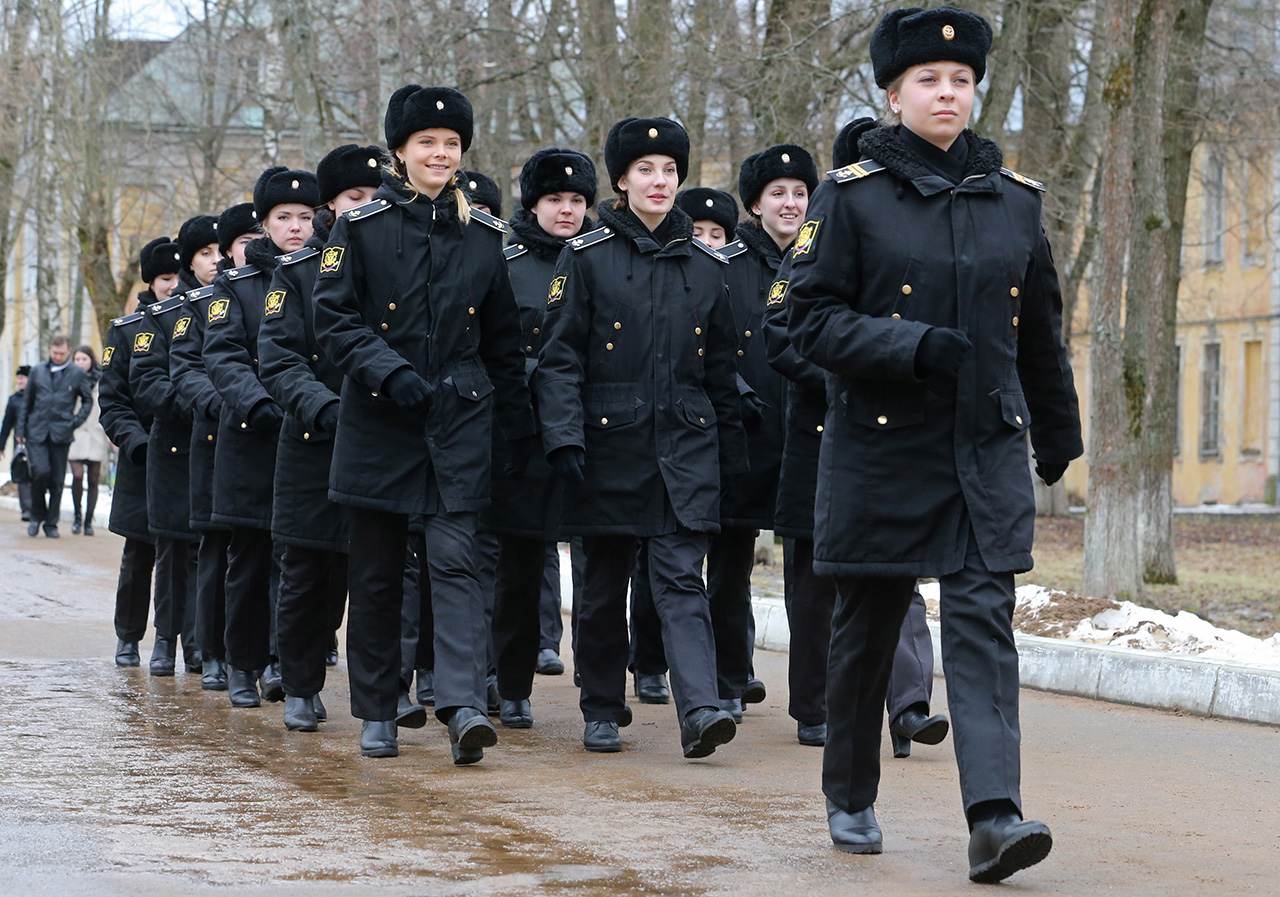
top-left (313, 85), bottom-right (534, 763)
top-left (170, 203), bottom-right (257, 690)
top-left (534, 116), bottom-right (748, 758)
top-left (204, 167), bottom-right (319, 708)
top-left (258, 144), bottom-right (384, 732)
top-left (484, 146), bottom-right (597, 729)
top-left (784, 7), bottom-right (1082, 881)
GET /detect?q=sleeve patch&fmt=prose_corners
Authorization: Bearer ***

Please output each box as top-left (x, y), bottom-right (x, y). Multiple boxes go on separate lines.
top-left (264, 290), bottom-right (286, 317)
top-left (173, 316), bottom-right (191, 340)
top-left (548, 275), bottom-right (567, 306)
top-left (133, 332), bottom-right (154, 353)
top-left (792, 220), bottom-right (820, 259)
top-left (208, 298), bottom-right (230, 325)
top-left (318, 246), bottom-right (345, 276)
top-left (767, 280), bottom-right (789, 306)
top-left (102, 346), bottom-right (114, 367)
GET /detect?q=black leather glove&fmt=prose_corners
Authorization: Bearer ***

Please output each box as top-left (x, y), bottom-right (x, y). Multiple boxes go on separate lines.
top-left (740, 392), bottom-right (767, 430)
top-left (247, 401), bottom-right (284, 431)
top-left (316, 402), bottom-right (340, 436)
top-left (504, 434), bottom-right (538, 478)
top-left (914, 327), bottom-right (972, 387)
top-left (1035, 459), bottom-right (1069, 486)
top-left (128, 442), bottom-right (147, 465)
top-left (383, 368), bottom-right (434, 411)
top-left (548, 445), bottom-right (586, 486)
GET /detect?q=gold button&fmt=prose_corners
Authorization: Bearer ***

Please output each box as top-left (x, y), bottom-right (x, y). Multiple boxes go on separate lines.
top-left (606, 342), bottom-right (614, 350)
top-left (468, 306), bottom-right (475, 315)
top-left (695, 327), bottom-right (702, 335)
top-left (240, 422), bottom-right (247, 429)
top-left (737, 350), bottom-right (744, 357)
top-left (816, 425), bottom-right (823, 433)
top-left (891, 313), bottom-right (901, 320)
top-left (472, 390), bottom-right (478, 397)
top-left (170, 446), bottom-right (177, 453)
top-left (901, 284), bottom-right (912, 295)
top-left (1010, 287), bottom-right (1019, 297)
top-left (207, 435), bottom-right (213, 441)
top-left (1015, 415), bottom-right (1024, 425)
top-left (381, 323), bottom-right (388, 330)
top-left (744, 330), bottom-right (752, 338)
top-left (698, 348), bottom-right (704, 356)
top-left (526, 345), bottom-right (533, 352)
top-left (532, 328), bottom-right (540, 335)
top-left (388, 302), bottom-right (396, 310)
top-left (303, 432), bottom-right (310, 440)
top-left (311, 354), bottom-right (319, 361)
top-left (699, 417), bottom-right (706, 424)
top-left (877, 415), bottom-right (888, 425)
top-left (614, 322), bottom-right (622, 330)
top-left (371, 391), bottom-right (378, 397)
top-left (1012, 316), bottom-right (1019, 327)
top-left (601, 417), bottom-right (608, 425)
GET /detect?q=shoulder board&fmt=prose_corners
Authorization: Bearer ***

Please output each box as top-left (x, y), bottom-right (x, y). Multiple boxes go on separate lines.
top-left (503, 243), bottom-right (529, 261)
top-left (278, 246), bottom-right (320, 266)
top-left (469, 207), bottom-right (510, 234)
top-left (1000, 167), bottom-right (1046, 192)
top-left (568, 226), bottom-right (616, 252)
top-left (828, 160), bottom-right (886, 184)
top-left (692, 239), bottom-right (729, 264)
top-left (224, 264), bottom-right (261, 280)
top-left (718, 240), bottom-right (749, 260)
top-left (341, 198), bottom-right (393, 221)
top-left (110, 311), bottom-right (145, 328)
top-left (184, 285), bottom-right (215, 303)
top-left (149, 295), bottom-right (186, 316)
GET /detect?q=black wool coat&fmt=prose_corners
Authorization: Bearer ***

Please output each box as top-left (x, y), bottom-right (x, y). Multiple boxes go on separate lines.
top-left (718, 221), bottom-right (788, 530)
top-left (259, 228), bottom-right (348, 551)
top-left (20, 360), bottom-right (91, 446)
top-left (131, 291), bottom-right (198, 541)
top-left (169, 282), bottom-right (224, 531)
top-left (204, 237), bottom-right (284, 529)
top-left (98, 310), bottom-right (153, 543)
top-left (313, 178), bottom-right (535, 516)
top-left (786, 127), bottom-right (1083, 577)
top-left (534, 202), bottom-right (749, 537)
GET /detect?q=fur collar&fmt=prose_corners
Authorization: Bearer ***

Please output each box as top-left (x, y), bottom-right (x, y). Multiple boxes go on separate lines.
top-left (596, 201), bottom-right (693, 251)
top-left (509, 209), bottom-right (571, 259)
top-left (177, 268), bottom-right (203, 294)
top-left (378, 169), bottom-right (460, 225)
top-left (244, 235), bottom-right (284, 273)
top-left (859, 126), bottom-right (1003, 185)
top-left (734, 219), bottom-right (785, 263)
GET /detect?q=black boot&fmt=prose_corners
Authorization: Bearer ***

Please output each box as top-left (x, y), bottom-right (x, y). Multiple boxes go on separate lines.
top-left (360, 720), bottom-right (398, 758)
top-left (968, 814), bottom-right (1052, 883)
top-left (827, 799), bottom-right (883, 854)
top-left (71, 511), bottom-right (82, 535)
top-left (259, 662), bottom-right (285, 702)
top-left (583, 720), bottom-right (621, 752)
top-left (718, 697), bottom-right (743, 724)
top-left (284, 695), bottom-right (318, 732)
top-left (499, 698), bottom-right (532, 729)
top-left (228, 668), bottom-right (261, 707)
top-left (201, 658), bottom-right (228, 691)
top-left (396, 690), bottom-right (427, 729)
top-left (148, 637), bottom-right (177, 676)
top-left (680, 707), bottom-right (736, 759)
top-left (447, 707), bottom-right (497, 765)
top-left (889, 705), bottom-right (950, 759)
top-left (115, 639), bottom-right (140, 667)
top-left (797, 721), bottom-right (827, 747)
top-left (634, 672), bottom-right (670, 704)
top-left (486, 674), bottom-right (501, 716)
top-left (416, 669), bottom-right (435, 706)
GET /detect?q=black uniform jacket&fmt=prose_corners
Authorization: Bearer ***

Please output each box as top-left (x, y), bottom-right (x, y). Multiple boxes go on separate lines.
top-left (259, 228), bottom-right (348, 551)
top-left (313, 177), bottom-right (535, 516)
top-left (131, 285), bottom-right (198, 541)
top-left (169, 279), bottom-right (224, 531)
top-left (762, 250), bottom-right (826, 539)
top-left (719, 221), bottom-right (787, 530)
top-left (534, 202), bottom-right (749, 537)
top-left (482, 211), bottom-right (593, 539)
top-left (99, 308), bottom-right (153, 543)
top-left (785, 127), bottom-right (1082, 577)
top-left (20, 360), bottom-right (91, 446)
top-left (204, 237), bottom-right (284, 529)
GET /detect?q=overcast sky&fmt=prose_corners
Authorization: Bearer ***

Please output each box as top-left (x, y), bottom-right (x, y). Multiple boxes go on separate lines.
top-left (114, 0), bottom-right (196, 41)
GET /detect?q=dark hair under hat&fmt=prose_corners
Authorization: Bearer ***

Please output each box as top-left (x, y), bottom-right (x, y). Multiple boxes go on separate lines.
top-left (738, 144), bottom-right (819, 211)
top-left (216, 202), bottom-right (259, 257)
top-left (384, 85), bottom-right (474, 153)
top-left (253, 166), bottom-right (320, 221)
top-left (604, 117), bottom-right (689, 191)
top-left (520, 148), bottom-right (597, 210)
top-left (675, 188), bottom-right (738, 236)
top-left (461, 170), bottom-right (502, 218)
top-left (139, 236), bottom-right (182, 284)
top-left (832, 117), bottom-right (879, 169)
top-left (177, 214), bottom-right (219, 270)
top-left (317, 144), bottom-right (385, 205)
top-left (871, 6), bottom-right (993, 89)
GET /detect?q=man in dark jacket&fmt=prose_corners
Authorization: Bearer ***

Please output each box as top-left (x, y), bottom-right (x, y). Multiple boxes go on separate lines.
top-left (0, 365), bottom-right (33, 520)
top-left (20, 335), bottom-right (93, 537)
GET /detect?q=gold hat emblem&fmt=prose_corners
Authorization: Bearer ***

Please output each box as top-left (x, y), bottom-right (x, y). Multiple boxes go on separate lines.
top-left (469, 180), bottom-right (478, 190)
top-left (942, 24), bottom-right (956, 40)
top-left (705, 198), bottom-right (714, 207)
top-left (648, 127), bottom-right (658, 138)
top-left (290, 179), bottom-right (299, 189)
top-left (781, 153), bottom-right (791, 163)
top-left (436, 99), bottom-right (445, 110)
top-left (367, 157), bottom-right (378, 167)
top-left (565, 166), bottom-right (573, 176)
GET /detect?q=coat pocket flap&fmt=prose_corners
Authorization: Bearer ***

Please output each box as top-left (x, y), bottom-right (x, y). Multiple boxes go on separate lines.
top-left (451, 369), bottom-right (495, 402)
top-left (999, 391), bottom-right (1030, 430)
top-left (583, 399), bottom-right (637, 429)
top-left (847, 382), bottom-right (926, 430)
top-left (678, 395), bottom-right (715, 428)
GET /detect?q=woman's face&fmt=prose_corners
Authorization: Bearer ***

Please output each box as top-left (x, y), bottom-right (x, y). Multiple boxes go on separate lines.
top-left (533, 192), bottom-right (588, 239)
top-left (191, 243), bottom-right (221, 287)
top-left (230, 233), bottom-right (257, 268)
top-left (73, 351), bottom-right (92, 372)
top-left (396, 129), bottom-right (462, 198)
top-left (152, 273), bottom-right (179, 301)
top-left (752, 177), bottom-right (809, 246)
top-left (890, 62), bottom-right (975, 150)
top-left (263, 204), bottom-right (314, 252)
top-left (329, 185), bottom-right (378, 215)
top-left (692, 221), bottom-right (727, 248)
top-left (618, 155), bottom-right (678, 221)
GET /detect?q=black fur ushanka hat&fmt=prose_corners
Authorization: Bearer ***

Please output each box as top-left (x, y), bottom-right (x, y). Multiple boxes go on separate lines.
top-left (737, 144), bottom-right (819, 210)
top-left (604, 117), bottom-right (689, 190)
top-left (317, 144), bottom-right (384, 205)
top-left (177, 214), bottom-right (218, 270)
top-left (384, 85), bottom-right (474, 152)
top-left (461, 170), bottom-right (502, 217)
top-left (520, 148), bottom-right (597, 210)
top-left (675, 188), bottom-right (738, 235)
top-left (253, 166), bottom-right (320, 221)
top-left (870, 6), bottom-right (993, 88)
top-left (139, 236), bottom-right (182, 284)
top-left (832, 118), bottom-right (878, 168)
top-left (216, 202), bottom-right (258, 257)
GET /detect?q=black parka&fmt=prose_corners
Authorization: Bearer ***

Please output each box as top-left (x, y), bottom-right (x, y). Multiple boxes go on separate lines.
top-left (169, 282), bottom-right (223, 531)
top-left (785, 127), bottom-right (1082, 577)
top-left (312, 177), bottom-right (535, 516)
top-left (131, 286), bottom-right (198, 542)
top-left (719, 221), bottom-right (787, 530)
top-left (534, 202), bottom-right (749, 537)
top-left (258, 226), bottom-right (348, 551)
top-left (203, 237), bottom-right (284, 529)
top-left (98, 309), bottom-right (153, 543)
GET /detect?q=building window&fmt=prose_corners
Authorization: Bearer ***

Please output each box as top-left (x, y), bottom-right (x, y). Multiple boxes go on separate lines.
top-left (1203, 154), bottom-right (1225, 267)
top-left (1199, 342), bottom-right (1221, 457)
top-left (1242, 155), bottom-right (1268, 267)
top-left (1242, 339), bottom-right (1263, 456)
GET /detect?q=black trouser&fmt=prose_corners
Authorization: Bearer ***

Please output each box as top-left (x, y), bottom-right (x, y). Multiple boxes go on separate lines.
top-left (153, 536), bottom-right (197, 655)
top-left (223, 527), bottom-right (274, 672)
top-left (578, 530), bottom-right (719, 722)
top-left (196, 530), bottom-right (229, 661)
top-left (492, 535), bottom-right (547, 701)
top-left (824, 527), bottom-right (1022, 821)
top-left (707, 527), bottom-right (756, 700)
top-left (628, 543), bottom-right (668, 675)
top-left (17, 481), bottom-right (32, 518)
top-left (569, 537), bottom-right (584, 664)
top-left (538, 543), bottom-right (563, 652)
top-left (886, 588), bottom-right (934, 720)
top-left (28, 439), bottom-right (69, 528)
top-left (399, 531), bottom-right (433, 690)
top-left (784, 537), bottom-right (836, 726)
top-left (474, 532), bottom-right (499, 677)
top-left (277, 544), bottom-right (348, 698)
top-left (113, 538), bottom-right (156, 642)
top-left (349, 507), bottom-right (486, 722)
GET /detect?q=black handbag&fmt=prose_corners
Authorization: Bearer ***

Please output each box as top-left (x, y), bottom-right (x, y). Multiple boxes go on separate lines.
top-left (10, 446), bottom-right (30, 485)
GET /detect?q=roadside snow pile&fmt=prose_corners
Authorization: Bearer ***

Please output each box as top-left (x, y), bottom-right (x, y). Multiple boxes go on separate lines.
top-left (918, 582), bottom-right (1280, 669)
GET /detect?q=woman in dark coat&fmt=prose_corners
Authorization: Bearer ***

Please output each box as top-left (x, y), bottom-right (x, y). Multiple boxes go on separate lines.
top-left (784, 7), bottom-right (1081, 881)
top-left (534, 116), bottom-right (748, 758)
top-left (313, 86), bottom-right (534, 763)
top-left (259, 144), bottom-right (384, 732)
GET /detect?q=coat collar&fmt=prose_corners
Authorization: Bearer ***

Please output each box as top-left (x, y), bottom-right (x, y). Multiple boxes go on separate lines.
top-left (244, 235), bottom-right (284, 274)
top-left (734, 220), bottom-right (786, 267)
top-left (859, 126), bottom-right (1004, 197)
top-left (507, 209), bottom-right (596, 260)
top-left (596, 201), bottom-right (693, 256)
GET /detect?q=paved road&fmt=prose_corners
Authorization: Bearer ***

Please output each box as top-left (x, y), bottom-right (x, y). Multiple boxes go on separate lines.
top-left (0, 507), bottom-right (1275, 896)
